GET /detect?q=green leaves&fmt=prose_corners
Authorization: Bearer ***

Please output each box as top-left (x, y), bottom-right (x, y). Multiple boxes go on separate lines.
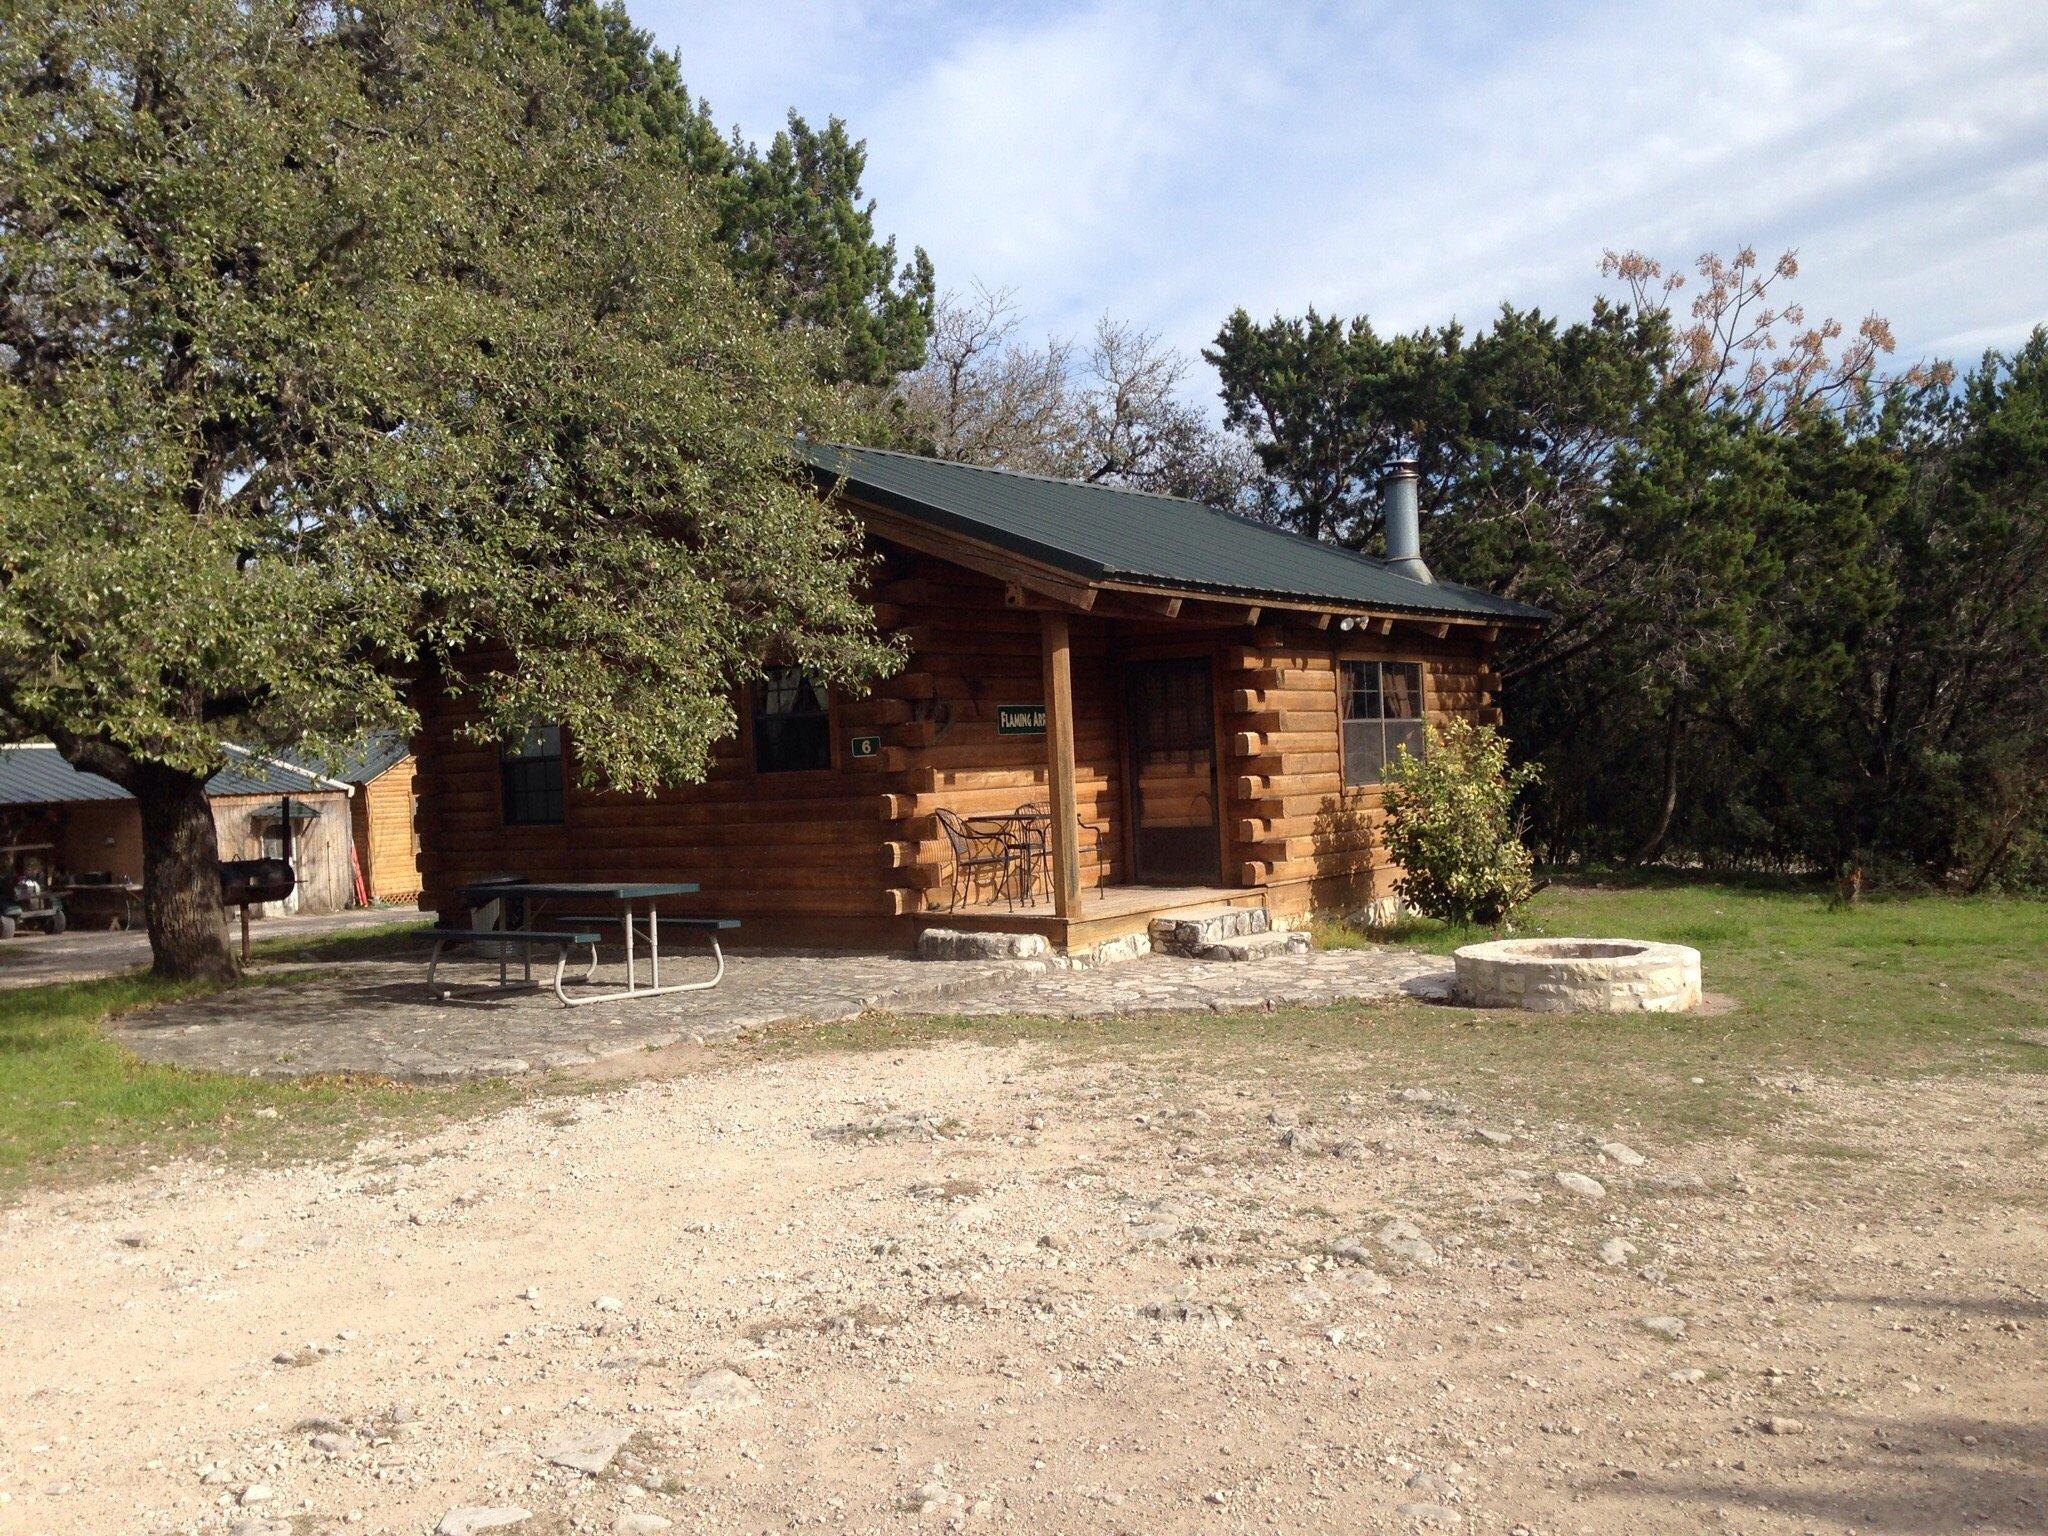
top-left (0, 0), bottom-right (895, 794)
top-left (487, 1), bottom-right (935, 389)
top-left (1382, 720), bottom-right (1540, 928)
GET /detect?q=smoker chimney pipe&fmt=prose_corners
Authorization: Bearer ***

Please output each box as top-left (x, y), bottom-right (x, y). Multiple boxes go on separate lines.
top-left (1381, 459), bottom-right (1433, 584)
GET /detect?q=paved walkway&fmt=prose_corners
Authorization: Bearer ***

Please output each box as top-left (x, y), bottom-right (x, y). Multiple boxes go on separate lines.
top-left (0, 904), bottom-right (424, 990)
top-left (113, 942), bottom-right (1452, 1082)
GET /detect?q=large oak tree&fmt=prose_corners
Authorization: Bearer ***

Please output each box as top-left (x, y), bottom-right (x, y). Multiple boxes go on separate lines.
top-left (0, 0), bottom-right (896, 979)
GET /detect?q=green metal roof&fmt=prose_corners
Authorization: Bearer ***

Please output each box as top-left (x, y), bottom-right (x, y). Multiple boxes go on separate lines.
top-left (800, 442), bottom-right (1546, 623)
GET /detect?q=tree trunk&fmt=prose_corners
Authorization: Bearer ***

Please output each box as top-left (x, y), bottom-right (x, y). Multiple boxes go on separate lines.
top-left (1832, 851), bottom-right (1864, 908)
top-left (133, 761), bottom-right (237, 981)
top-left (1633, 705), bottom-right (1683, 866)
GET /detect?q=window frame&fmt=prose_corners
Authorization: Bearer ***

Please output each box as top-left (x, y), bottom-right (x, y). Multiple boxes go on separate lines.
top-left (1338, 659), bottom-right (1427, 788)
top-left (500, 723), bottom-right (566, 827)
top-left (748, 664), bottom-right (837, 776)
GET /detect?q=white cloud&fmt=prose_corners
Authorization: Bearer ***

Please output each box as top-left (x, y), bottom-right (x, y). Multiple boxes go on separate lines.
top-left (642, 0), bottom-right (2048, 383)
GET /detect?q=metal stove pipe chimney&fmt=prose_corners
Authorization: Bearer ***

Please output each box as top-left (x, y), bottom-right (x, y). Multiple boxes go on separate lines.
top-left (1381, 459), bottom-right (1433, 584)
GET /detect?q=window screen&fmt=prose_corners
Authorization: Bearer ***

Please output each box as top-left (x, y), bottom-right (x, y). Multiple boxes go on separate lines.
top-left (501, 724), bottom-right (565, 826)
top-left (752, 666), bottom-right (833, 773)
top-left (1340, 661), bottom-right (1425, 786)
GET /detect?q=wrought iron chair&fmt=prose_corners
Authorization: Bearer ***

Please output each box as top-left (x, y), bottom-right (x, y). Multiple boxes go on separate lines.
top-left (934, 807), bottom-right (1024, 911)
top-left (1011, 803), bottom-right (1107, 902)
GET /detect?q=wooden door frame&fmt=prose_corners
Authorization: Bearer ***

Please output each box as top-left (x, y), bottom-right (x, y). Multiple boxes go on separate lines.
top-left (1116, 643), bottom-right (1227, 886)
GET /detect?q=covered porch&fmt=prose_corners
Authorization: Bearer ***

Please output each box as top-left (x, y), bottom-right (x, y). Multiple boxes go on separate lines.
top-left (900, 588), bottom-right (1268, 953)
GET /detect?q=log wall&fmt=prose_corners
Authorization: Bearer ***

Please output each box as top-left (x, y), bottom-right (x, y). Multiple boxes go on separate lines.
top-left (1215, 622), bottom-right (1502, 920)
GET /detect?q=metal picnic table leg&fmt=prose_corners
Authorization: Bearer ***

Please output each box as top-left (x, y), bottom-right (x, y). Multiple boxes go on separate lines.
top-left (622, 896), bottom-right (635, 994)
top-left (552, 941), bottom-right (574, 1006)
top-left (650, 902), bottom-right (660, 990)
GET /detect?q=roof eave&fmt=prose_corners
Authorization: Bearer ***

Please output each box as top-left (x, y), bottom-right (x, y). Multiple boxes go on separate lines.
top-left (808, 450), bottom-right (1548, 628)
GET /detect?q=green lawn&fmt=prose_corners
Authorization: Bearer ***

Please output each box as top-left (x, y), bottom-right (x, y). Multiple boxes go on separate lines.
top-left (0, 921), bottom-right (507, 1195)
top-left (773, 877), bottom-right (2048, 1144)
top-left (1320, 873), bottom-right (2048, 1064)
top-left (4, 883), bottom-right (2044, 1195)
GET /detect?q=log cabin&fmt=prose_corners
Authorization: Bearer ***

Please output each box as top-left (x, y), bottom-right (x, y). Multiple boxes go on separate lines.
top-left (412, 445), bottom-right (1545, 956)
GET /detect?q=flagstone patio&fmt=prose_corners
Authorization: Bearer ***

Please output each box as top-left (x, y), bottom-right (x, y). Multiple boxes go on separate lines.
top-left (111, 942), bottom-right (1451, 1082)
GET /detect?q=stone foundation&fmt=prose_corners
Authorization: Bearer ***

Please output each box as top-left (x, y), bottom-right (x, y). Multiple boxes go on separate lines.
top-left (917, 928), bottom-right (1052, 962)
top-left (1452, 938), bottom-right (1702, 1013)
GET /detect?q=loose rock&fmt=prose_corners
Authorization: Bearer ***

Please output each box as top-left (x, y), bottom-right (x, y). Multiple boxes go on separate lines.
top-left (537, 1422), bottom-right (633, 1475)
top-left (437, 1509), bottom-right (532, 1536)
top-left (1556, 1172), bottom-right (1606, 1200)
top-left (1640, 1315), bottom-right (1687, 1341)
top-left (681, 1367), bottom-right (762, 1414)
top-left (1397, 1501), bottom-right (1463, 1528)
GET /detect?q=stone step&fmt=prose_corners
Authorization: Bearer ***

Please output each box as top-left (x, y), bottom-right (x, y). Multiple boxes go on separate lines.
top-left (1182, 928), bottom-right (1313, 963)
top-left (917, 927), bottom-right (1051, 961)
top-left (1148, 904), bottom-right (1270, 955)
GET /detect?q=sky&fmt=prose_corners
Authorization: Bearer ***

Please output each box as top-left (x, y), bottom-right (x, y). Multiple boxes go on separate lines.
top-left (635, 0), bottom-right (2048, 393)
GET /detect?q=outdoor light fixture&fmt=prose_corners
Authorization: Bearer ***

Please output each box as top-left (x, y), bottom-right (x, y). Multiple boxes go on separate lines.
top-left (1339, 617), bottom-right (1357, 631)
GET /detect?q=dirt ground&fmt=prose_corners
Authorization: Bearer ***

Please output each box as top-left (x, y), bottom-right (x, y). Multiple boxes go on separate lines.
top-left (2, 1029), bottom-right (2043, 1536)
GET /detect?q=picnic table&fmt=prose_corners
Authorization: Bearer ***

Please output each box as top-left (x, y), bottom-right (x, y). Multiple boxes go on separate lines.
top-left (57, 880), bottom-right (143, 931)
top-left (430, 879), bottom-right (734, 1007)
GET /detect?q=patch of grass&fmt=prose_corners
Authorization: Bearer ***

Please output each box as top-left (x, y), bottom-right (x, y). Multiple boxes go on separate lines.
top-left (1310, 877), bottom-right (2048, 1068)
top-left (0, 921), bottom-right (504, 1196)
top-left (755, 879), bottom-right (2048, 1147)
top-left (252, 916), bottom-right (432, 964)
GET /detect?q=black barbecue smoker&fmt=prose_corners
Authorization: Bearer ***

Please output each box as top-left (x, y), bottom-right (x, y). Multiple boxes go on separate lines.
top-left (218, 796), bottom-right (298, 961)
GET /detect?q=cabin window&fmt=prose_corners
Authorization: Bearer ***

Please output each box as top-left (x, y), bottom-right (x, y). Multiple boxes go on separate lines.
top-left (500, 724), bottom-right (565, 826)
top-left (1339, 661), bottom-right (1425, 786)
top-left (752, 665), bottom-right (833, 773)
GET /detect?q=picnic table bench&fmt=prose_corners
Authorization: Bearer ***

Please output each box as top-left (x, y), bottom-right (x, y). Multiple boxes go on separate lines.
top-left (426, 927), bottom-right (603, 1006)
top-left (433, 880), bottom-right (734, 1007)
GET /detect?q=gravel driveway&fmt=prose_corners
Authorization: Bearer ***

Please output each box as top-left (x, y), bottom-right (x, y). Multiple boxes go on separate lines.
top-left (3, 1035), bottom-right (2040, 1536)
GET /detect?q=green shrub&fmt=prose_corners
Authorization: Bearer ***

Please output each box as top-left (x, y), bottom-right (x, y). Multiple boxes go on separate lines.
top-left (1383, 719), bottom-right (1541, 926)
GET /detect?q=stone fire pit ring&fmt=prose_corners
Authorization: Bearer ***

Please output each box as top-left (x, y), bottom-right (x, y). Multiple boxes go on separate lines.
top-left (1452, 937), bottom-right (1702, 1013)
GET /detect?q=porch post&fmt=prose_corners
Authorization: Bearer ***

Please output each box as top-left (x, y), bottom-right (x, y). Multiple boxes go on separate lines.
top-left (1039, 609), bottom-right (1082, 920)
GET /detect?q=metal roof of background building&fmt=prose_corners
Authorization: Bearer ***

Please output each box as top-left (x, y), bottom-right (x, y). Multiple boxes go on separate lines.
top-left (0, 744), bottom-right (347, 807)
top-left (291, 730), bottom-right (410, 786)
top-left (209, 748), bottom-right (346, 797)
top-left (0, 745), bottom-right (129, 805)
top-left (801, 442), bottom-right (1547, 623)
